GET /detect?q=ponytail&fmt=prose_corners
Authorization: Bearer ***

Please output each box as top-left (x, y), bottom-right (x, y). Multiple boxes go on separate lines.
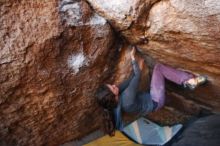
top-left (96, 85), bottom-right (118, 136)
top-left (102, 108), bottom-right (115, 136)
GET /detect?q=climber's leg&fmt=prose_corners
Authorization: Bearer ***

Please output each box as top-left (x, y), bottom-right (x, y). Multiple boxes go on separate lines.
top-left (150, 63), bottom-right (194, 110)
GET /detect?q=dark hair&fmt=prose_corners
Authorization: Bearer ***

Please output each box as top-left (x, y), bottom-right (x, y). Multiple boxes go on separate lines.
top-left (96, 85), bottom-right (118, 136)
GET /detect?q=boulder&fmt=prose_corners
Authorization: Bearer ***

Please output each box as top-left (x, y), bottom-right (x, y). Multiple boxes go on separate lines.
top-left (87, 0), bottom-right (220, 112)
top-left (172, 114), bottom-right (220, 146)
top-left (1, 0), bottom-right (220, 145)
top-left (87, 0), bottom-right (147, 31)
top-left (0, 0), bottom-right (116, 145)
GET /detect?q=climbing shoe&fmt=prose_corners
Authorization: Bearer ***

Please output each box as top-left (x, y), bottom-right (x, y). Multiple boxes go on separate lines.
top-left (183, 75), bottom-right (207, 90)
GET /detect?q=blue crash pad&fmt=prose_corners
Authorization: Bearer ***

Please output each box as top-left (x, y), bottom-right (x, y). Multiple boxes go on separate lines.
top-left (122, 117), bottom-right (182, 145)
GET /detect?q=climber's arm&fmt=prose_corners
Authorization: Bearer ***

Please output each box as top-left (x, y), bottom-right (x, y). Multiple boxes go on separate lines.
top-left (118, 72), bottom-right (134, 94)
top-left (118, 47), bottom-right (143, 93)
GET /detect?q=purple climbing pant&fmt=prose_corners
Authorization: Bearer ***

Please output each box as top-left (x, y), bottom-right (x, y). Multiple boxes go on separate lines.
top-left (150, 63), bottom-right (194, 110)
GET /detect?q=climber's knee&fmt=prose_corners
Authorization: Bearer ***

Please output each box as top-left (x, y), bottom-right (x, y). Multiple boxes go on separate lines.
top-left (154, 63), bottom-right (162, 71)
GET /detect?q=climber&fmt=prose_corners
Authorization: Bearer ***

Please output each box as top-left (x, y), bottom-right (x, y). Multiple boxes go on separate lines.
top-left (96, 46), bottom-right (207, 136)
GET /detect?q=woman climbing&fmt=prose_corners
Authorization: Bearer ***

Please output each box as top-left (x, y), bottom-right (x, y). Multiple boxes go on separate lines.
top-left (96, 46), bottom-right (207, 136)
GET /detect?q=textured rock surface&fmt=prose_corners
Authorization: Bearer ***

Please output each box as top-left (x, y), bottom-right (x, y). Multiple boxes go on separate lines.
top-left (87, 0), bottom-right (158, 31)
top-left (172, 114), bottom-right (220, 146)
top-left (1, 0), bottom-right (220, 145)
top-left (88, 0), bottom-right (220, 112)
top-left (0, 0), bottom-right (116, 146)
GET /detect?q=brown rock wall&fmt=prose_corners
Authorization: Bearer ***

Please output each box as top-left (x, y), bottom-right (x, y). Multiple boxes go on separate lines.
top-left (0, 0), bottom-right (116, 145)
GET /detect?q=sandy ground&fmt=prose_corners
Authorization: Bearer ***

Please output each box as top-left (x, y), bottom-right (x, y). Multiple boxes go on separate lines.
top-left (61, 130), bottom-right (105, 146)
